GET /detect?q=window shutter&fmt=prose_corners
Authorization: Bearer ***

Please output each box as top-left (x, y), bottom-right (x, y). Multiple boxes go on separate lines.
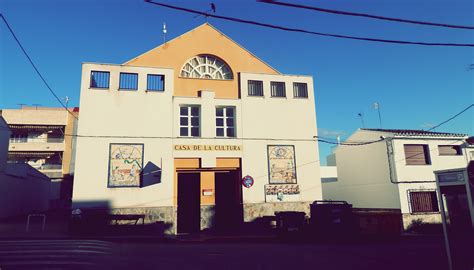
top-left (404, 145), bottom-right (429, 165)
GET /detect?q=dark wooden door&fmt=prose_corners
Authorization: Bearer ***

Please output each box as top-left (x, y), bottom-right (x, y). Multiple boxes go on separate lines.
top-left (177, 173), bottom-right (201, 233)
top-left (215, 170), bottom-right (243, 232)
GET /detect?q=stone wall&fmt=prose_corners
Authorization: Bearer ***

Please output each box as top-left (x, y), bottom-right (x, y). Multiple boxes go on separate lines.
top-left (243, 201), bottom-right (311, 222)
top-left (402, 213), bottom-right (442, 230)
top-left (200, 205), bottom-right (215, 230)
top-left (111, 206), bottom-right (176, 234)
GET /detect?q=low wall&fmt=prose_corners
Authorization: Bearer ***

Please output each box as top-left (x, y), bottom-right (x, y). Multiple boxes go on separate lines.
top-left (0, 165), bottom-right (51, 219)
top-left (243, 201), bottom-right (311, 222)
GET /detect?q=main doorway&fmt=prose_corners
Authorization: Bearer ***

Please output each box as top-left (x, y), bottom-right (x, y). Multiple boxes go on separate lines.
top-left (177, 172), bottom-right (201, 233)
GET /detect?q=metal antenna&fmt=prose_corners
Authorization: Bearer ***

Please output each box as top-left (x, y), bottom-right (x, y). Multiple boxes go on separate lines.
top-left (162, 22), bottom-right (167, 43)
top-left (63, 96), bottom-right (69, 108)
top-left (373, 102), bottom-right (383, 128)
top-left (358, 112), bottom-right (365, 128)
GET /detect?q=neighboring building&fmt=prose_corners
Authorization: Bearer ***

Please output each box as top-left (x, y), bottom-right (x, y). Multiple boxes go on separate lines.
top-left (323, 128), bottom-right (472, 229)
top-left (72, 23), bottom-right (321, 234)
top-left (0, 116), bottom-right (50, 218)
top-left (0, 106), bottom-right (79, 208)
top-left (320, 166), bottom-right (337, 186)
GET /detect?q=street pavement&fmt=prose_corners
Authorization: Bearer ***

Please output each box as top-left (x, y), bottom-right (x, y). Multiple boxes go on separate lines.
top-left (0, 239), bottom-right (114, 269)
top-left (0, 236), bottom-right (450, 270)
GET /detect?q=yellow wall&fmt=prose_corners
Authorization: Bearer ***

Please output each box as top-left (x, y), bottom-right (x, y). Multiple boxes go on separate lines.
top-left (200, 172), bottom-right (215, 205)
top-left (125, 23), bottom-right (279, 99)
top-left (174, 158), bottom-right (241, 206)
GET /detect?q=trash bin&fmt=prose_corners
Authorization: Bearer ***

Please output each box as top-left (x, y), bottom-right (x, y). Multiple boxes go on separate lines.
top-left (275, 211), bottom-right (307, 235)
top-left (310, 200), bottom-right (355, 238)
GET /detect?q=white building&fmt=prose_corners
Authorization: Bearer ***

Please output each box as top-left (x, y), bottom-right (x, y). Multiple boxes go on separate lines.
top-left (1, 107), bottom-right (78, 209)
top-left (323, 128), bottom-right (472, 229)
top-left (72, 23), bottom-right (322, 234)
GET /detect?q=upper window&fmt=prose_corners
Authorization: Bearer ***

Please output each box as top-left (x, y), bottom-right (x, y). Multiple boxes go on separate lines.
top-left (180, 106), bottom-right (200, 137)
top-left (404, 144), bottom-right (431, 165)
top-left (409, 191), bottom-right (439, 213)
top-left (90, 71), bottom-right (110, 89)
top-left (216, 107), bottom-right (235, 137)
top-left (293, 82), bottom-right (308, 98)
top-left (248, 80), bottom-right (264, 96)
top-left (180, 55), bottom-right (233, 80)
top-left (147, 74), bottom-right (165, 91)
top-left (271, 81), bottom-right (286, 97)
top-left (438, 145), bottom-right (462, 156)
top-left (119, 73), bottom-right (138, 90)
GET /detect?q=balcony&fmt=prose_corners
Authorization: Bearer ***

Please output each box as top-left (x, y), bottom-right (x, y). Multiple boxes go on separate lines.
top-left (8, 137), bottom-right (65, 152)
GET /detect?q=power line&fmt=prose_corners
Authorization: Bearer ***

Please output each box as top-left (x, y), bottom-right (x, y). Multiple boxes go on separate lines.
top-left (0, 14), bottom-right (78, 120)
top-left (259, 0), bottom-right (474, 30)
top-left (56, 132), bottom-right (384, 146)
top-left (145, 1), bottom-right (474, 47)
top-left (427, 104), bottom-right (474, 131)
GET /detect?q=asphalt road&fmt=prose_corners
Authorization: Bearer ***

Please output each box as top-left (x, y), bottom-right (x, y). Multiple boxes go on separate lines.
top-left (0, 237), bottom-right (449, 270)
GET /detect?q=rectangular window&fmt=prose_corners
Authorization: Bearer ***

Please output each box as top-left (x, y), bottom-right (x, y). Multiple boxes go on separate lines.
top-left (179, 106), bottom-right (200, 137)
top-left (90, 71), bottom-right (110, 89)
top-left (147, 74), bottom-right (165, 91)
top-left (216, 107), bottom-right (235, 137)
top-left (293, 82), bottom-right (308, 98)
top-left (248, 80), bottom-right (264, 96)
top-left (409, 191), bottom-right (439, 213)
top-left (119, 73), bottom-right (138, 90)
top-left (270, 81), bottom-right (286, 97)
top-left (439, 145), bottom-right (462, 156)
top-left (9, 133), bottom-right (27, 143)
top-left (404, 144), bottom-right (431, 165)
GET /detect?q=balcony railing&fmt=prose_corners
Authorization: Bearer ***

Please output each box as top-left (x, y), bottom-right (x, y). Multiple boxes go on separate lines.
top-left (9, 138), bottom-right (65, 143)
top-left (40, 164), bottom-right (62, 170)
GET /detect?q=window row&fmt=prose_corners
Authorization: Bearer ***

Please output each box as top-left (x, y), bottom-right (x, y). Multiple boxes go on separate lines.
top-left (248, 80), bottom-right (308, 98)
top-left (403, 144), bottom-right (463, 165)
top-left (179, 106), bottom-right (236, 138)
top-left (90, 71), bottom-right (165, 91)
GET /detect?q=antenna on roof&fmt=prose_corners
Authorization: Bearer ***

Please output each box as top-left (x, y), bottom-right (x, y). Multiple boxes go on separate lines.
top-left (62, 96), bottom-right (69, 108)
top-left (358, 112), bottom-right (365, 128)
top-left (373, 102), bottom-right (383, 128)
top-left (162, 22), bottom-right (167, 44)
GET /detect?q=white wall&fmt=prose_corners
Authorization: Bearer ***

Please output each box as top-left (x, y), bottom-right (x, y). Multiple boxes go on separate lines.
top-left (73, 63), bottom-right (175, 208)
top-left (239, 73), bottom-right (321, 203)
top-left (323, 130), bottom-right (401, 209)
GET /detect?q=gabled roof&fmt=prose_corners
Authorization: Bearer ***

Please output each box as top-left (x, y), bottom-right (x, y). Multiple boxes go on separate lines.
top-left (361, 128), bottom-right (467, 138)
top-left (124, 23), bottom-right (280, 74)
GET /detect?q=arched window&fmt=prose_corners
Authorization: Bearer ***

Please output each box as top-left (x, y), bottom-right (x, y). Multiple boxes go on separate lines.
top-left (180, 55), bottom-right (233, 80)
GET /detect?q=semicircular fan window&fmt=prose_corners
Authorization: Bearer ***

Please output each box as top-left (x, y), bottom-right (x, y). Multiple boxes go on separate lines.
top-left (180, 55), bottom-right (233, 80)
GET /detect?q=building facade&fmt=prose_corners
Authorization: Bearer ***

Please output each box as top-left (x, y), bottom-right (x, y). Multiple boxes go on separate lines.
top-left (322, 128), bottom-right (473, 229)
top-left (0, 106), bottom-right (78, 208)
top-left (72, 23), bottom-right (322, 234)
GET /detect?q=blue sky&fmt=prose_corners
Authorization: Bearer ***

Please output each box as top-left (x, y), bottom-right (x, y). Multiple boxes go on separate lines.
top-left (1, 0), bottom-right (473, 164)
